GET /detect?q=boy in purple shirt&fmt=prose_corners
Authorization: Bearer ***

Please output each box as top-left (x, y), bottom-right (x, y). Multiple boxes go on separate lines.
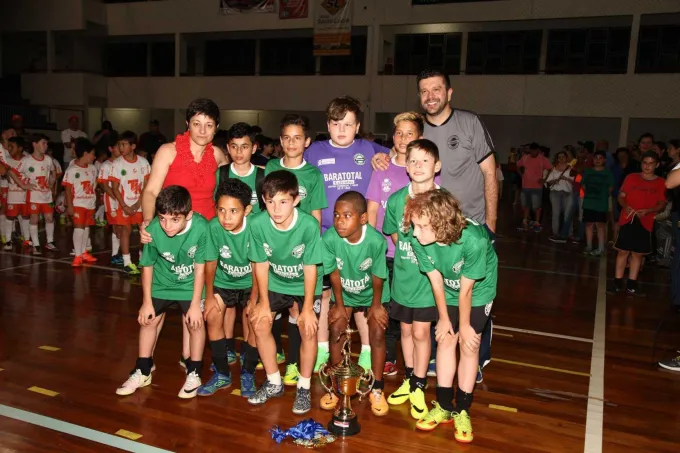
top-left (305, 96), bottom-right (389, 373)
top-left (366, 111), bottom-right (423, 376)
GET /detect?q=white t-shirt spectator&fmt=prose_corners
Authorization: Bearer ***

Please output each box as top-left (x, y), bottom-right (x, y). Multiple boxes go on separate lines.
top-left (546, 167), bottom-right (575, 192)
top-left (61, 128), bottom-right (88, 163)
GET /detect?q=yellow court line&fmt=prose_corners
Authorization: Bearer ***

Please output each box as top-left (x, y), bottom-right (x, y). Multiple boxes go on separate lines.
top-left (494, 358), bottom-right (590, 377)
top-left (489, 404), bottom-right (518, 413)
top-left (28, 386), bottom-right (59, 397)
top-left (38, 346), bottom-right (60, 352)
top-left (109, 296), bottom-right (126, 301)
top-left (115, 429), bottom-right (143, 441)
top-left (236, 337), bottom-right (244, 341)
top-left (231, 389), bottom-right (241, 396)
top-left (0, 368), bottom-right (4, 371)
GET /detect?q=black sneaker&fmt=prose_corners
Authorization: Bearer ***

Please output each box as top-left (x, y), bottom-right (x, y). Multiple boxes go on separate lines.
top-left (626, 286), bottom-right (646, 297)
top-left (292, 387), bottom-right (311, 414)
top-left (606, 280), bottom-right (622, 295)
top-left (548, 236), bottom-right (567, 243)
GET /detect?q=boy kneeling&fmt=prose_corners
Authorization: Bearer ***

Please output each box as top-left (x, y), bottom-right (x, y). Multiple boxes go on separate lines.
top-left (116, 185), bottom-right (208, 399)
top-left (320, 191), bottom-right (390, 416)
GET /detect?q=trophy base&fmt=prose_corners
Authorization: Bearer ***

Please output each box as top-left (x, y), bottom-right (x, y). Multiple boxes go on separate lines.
top-left (328, 416), bottom-right (360, 437)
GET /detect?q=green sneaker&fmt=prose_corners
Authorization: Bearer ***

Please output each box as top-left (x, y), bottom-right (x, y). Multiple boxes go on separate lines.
top-left (283, 363), bottom-right (300, 386)
top-left (358, 348), bottom-right (371, 372)
top-left (313, 347), bottom-right (330, 374)
top-left (124, 263), bottom-right (141, 275)
top-left (416, 401), bottom-right (453, 431)
top-left (387, 378), bottom-right (410, 405)
top-left (255, 352), bottom-right (286, 370)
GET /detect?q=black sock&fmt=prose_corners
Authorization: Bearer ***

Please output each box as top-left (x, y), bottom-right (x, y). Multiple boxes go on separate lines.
top-left (273, 316), bottom-right (283, 354)
top-left (410, 374), bottom-right (426, 392)
top-left (243, 344), bottom-right (259, 374)
top-left (288, 320), bottom-right (301, 366)
top-left (225, 337), bottom-right (236, 352)
top-left (134, 357), bottom-right (152, 376)
top-left (627, 278), bottom-right (637, 290)
top-left (187, 360), bottom-right (203, 377)
top-left (373, 379), bottom-right (384, 391)
top-left (405, 367), bottom-right (414, 380)
top-left (455, 387), bottom-right (473, 413)
top-left (210, 339), bottom-right (230, 376)
top-left (436, 386), bottom-right (455, 412)
top-left (614, 277), bottom-right (623, 288)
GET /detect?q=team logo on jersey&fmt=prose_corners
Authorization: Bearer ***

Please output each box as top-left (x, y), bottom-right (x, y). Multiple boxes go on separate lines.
top-left (359, 258), bottom-right (372, 271)
top-left (121, 169), bottom-right (127, 176)
top-left (336, 257), bottom-right (344, 270)
top-left (382, 178), bottom-right (391, 192)
top-left (353, 153), bottom-right (365, 165)
top-left (161, 252), bottom-right (175, 263)
top-left (220, 245), bottom-right (232, 259)
top-left (250, 191), bottom-right (258, 205)
top-left (485, 301), bottom-right (493, 316)
top-left (73, 212), bottom-right (80, 219)
top-left (29, 167), bottom-right (35, 173)
top-left (31, 204), bottom-right (36, 210)
top-left (452, 259), bottom-right (464, 273)
top-left (263, 242), bottom-right (273, 257)
top-left (75, 172), bottom-right (80, 179)
top-left (299, 186), bottom-right (308, 200)
top-left (292, 244), bottom-right (305, 258)
top-left (448, 135), bottom-right (460, 150)
top-left (187, 245), bottom-right (197, 259)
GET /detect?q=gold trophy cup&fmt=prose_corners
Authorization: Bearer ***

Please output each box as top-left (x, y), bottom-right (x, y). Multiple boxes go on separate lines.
top-left (319, 326), bottom-right (375, 436)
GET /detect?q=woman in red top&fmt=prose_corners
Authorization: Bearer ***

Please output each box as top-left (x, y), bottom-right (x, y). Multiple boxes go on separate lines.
top-left (139, 99), bottom-right (228, 366)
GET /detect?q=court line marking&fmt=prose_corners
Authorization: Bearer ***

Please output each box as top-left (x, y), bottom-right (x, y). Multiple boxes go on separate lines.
top-left (494, 358), bottom-right (590, 377)
top-left (0, 261), bottom-right (49, 272)
top-left (110, 296), bottom-right (127, 301)
top-left (0, 251), bottom-right (129, 274)
top-left (494, 325), bottom-right (593, 343)
top-left (27, 387), bottom-right (59, 397)
top-left (499, 265), bottom-right (597, 279)
top-left (584, 255), bottom-right (607, 453)
top-left (0, 404), bottom-right (173, 452)
top-left (38, 346), bottom-right (61, 352)
top-left (494, 332), bottom-right (514, 338)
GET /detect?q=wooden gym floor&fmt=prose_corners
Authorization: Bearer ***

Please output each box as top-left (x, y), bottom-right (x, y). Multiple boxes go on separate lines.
top-left (0, 202), bottom-right (679, 453)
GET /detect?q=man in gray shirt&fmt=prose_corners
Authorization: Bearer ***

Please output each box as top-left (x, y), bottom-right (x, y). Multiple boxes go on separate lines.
top-left (373, 69), bottom-right (498, 383)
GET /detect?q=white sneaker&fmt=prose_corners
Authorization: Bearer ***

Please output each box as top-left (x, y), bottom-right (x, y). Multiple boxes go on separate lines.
top-left (178, 370), bottom-right (201, 399)
top-left (116, 369), bottom-right (152, 396)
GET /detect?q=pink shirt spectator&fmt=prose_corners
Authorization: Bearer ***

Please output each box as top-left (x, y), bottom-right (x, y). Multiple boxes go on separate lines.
top-left (518, 154), bottom-right (552, 189)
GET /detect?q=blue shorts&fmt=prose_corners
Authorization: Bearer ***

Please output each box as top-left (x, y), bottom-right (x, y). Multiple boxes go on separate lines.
top-left (521, 188), bottom-right (543, 210)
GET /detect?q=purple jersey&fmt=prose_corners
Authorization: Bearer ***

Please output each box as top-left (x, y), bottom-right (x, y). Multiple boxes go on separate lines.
top-left (366, 158), bottom-right (410, 258)
top-left (305, 139), bottom-right (389, 231)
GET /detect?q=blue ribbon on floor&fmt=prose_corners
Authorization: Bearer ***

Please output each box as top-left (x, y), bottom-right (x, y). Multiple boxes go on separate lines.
top-left (270, 418), bottom-right (330, 444)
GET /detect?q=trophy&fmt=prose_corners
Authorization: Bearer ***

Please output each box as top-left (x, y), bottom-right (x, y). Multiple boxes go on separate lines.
top-left (319, 326), bottom-right (375, 437)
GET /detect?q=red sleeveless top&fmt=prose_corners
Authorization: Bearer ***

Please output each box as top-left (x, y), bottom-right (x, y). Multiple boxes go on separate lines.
top-left (162, 132), bottom-right (218, 220)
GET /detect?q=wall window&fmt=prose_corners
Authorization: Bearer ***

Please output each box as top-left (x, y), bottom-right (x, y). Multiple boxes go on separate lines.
top-left (260, 38), bottom-right (315, 75)
top-left (320, 35), bottom-right (367, 75)
top-left (104, 43), bottom-right (147, 76)
top-left (150, 42), bottom-right (175, 76)
top-left (466, 30), bottom-right (541, 75)
top-left (204, 40), bottom-right (256, 76)
top-left (394, 33), bottom-right (461, 75)
top-left (546, 28), bottom-right (630, 74)
top-left (637, 25), bottom-right (680, 73)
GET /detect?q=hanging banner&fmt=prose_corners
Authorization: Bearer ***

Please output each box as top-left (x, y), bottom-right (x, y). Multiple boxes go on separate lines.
top-left (313, 0), bottom-right (352, 56)
top-left (279, 0), bottom-right (308, 19)
top-left (220, 0), bottom-right (275, 14)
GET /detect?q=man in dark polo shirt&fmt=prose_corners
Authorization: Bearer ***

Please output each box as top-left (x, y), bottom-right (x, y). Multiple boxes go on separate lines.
top-left (138, 120), bottom-right (167, 163)
top-left (373, 68), bottom-right (498, 383)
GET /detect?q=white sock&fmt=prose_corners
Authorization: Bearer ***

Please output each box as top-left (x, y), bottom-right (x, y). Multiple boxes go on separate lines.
top-left (19, 218), bottom-right (30, 240)
top-left (82, 228), bottom-right (90, 255)
top-left (123, 254), bottom-right (131, 266)
top-left (0, 215), bottom-right (6, 239)
top-left (29, 224), bottom-right (40, 246)
top-left (267, 371), bottom-right (282, 386)
top-left (288, 316), bottom-right (298, 325)
top-left (111, 233), bottom-right (120, 256)
top-left (361, 344), bottom-right (371, 352)
top-left (297, 376), bottom-right (311, 390)
top-left (73, 228), bottom-right (84, 256)
top-left (46, 221), bottom-right (55, 243)
top-left (318, 341), bottom-right (329, 351)
top-left (86, 236), bottom-right (92, 250)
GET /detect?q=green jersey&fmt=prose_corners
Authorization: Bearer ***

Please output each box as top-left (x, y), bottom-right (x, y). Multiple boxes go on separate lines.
top-left (383, 184), bottom-right (438, 308)
top-left (322, 225), bottom-right (391, 307)
top-left (248, 209), bottom-right (323, 296)
top-left (582, 167), bottom-right (614, 212)
top-left (205, 215), bottom-right (252, 290)
top-left (412, 220), bottom-right (498, 307)
top-left (215, 164), bottom-right (262, 214)
top-left (139, 214), bottom-right (208, 301)
top-left (264, 158), bottom-right (328, 214)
